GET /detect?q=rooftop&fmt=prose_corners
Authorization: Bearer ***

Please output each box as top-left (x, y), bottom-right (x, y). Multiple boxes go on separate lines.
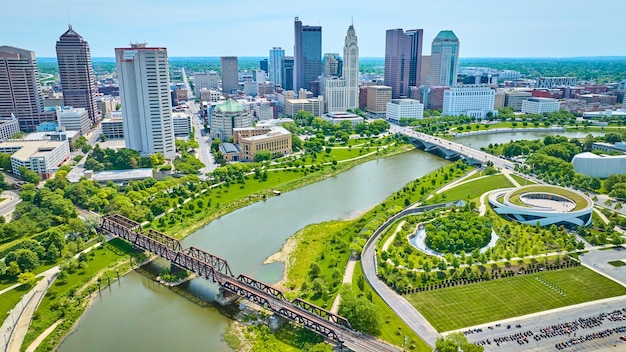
top-left (434, 30), bottom-right (458, 41)
top-left (0, 140), bottom-right (67, 162)
top-left (215, 98), bottom-right (244, 113)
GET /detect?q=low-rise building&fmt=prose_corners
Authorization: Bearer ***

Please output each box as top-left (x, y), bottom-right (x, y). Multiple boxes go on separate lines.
top-left (366, 86), bottom-right (392, 117)
top-left (0, 138), bottom-right (70, 179)
top-left (172, 112), bottom-right (191, 137)
top-left (233, 125), bottom-right (291, 162)
top-left (521, 97), bottom-right (561, 114)
top-left (102, 111), bottom-right (124, 139)
top-left (572, 152), bottom-right (626, 178)
top-left (503, 90), bottom-right (532, 111)
top-left (322, 112), bottom-right (363, 128)
top-left (56, 106), bottom-right (91, 135)
top-left (591, 142), bottom-right (626, 154)
top-left (386, 99), bottom-right (424, 124)
top-left (443, 85), bottom-right (495, 119)
top-left (0, 117), bottom-right (20, 141)
top-left (285, 97), bottom-right (323, 117)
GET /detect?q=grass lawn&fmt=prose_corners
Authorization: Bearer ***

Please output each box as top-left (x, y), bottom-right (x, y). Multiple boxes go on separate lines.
top-left (510, 174), bottom-right (535, 186)
top-left (351, 263), bottom-right (431, 351)
top-left (0, 283), bottom-right (31, 318)
top-left (405, 266), bottom-right (626, 332)
top-left (508, 185), bottom-right (591, 211)
top-left (439, 174), bottom-right (514, 203)
top-left (608, 260), bottom-right (626, 267)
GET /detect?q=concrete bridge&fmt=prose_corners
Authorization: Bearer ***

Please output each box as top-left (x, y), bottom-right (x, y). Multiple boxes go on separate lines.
top-left (393, 126), bottom-right (515, 170)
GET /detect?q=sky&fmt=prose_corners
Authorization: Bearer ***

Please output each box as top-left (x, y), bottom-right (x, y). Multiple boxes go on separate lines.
top-left (1, 0), bottom-right (625, 59)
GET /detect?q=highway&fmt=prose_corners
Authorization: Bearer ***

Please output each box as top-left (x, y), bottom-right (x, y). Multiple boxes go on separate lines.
top-left (389, 125), bottom-right (516, 170)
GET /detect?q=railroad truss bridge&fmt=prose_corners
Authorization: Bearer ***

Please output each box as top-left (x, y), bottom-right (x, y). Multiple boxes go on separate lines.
top-left (98, 215), bottom-right (399, 352)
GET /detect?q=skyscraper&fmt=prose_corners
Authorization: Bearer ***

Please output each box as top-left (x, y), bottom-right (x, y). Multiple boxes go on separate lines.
top-left (384, 28), bottom-right (423, 99)
top-left (269, 47), bottom-right (285, 86)
top-left (405, 29), bottom-right (423, 88)
top-left (281, 56), bottom-right (294, 91)
top-left (115, 43), bottom-right (175, 158)
top-left (322, 53), bottom-right (343, 78)
top-left (343, 24), bottom-right (359, 110)
top-left (429, 30), bottom-right (460, 87)
top-left (293, 17), bottom-right (322, 95)
top-left (56, 25), bottom-right (99, 125)
top-left (384, 29), bottom-right (410, 99)
top-left (0, 46), bottom-right (56, 131)
top-left (220, 56), bottom-right (238, 97)
top-left (259, 59), bottom-right (268, 74)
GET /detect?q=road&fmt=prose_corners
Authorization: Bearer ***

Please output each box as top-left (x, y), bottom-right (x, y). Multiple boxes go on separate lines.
top-left (180, 67), bottom-right (193, 101)
top-left (188, 101), bottom-right (218, 175)
top-left (0, 191), bottom-right (21, 218)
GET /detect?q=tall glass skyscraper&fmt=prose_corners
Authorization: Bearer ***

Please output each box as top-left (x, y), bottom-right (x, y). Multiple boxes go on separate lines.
top-left (281, 56), bottom-right (294, 91)
top-left (384, 28), bottom-right (423, 99)
top-left (293, 17), bottom-right (321, 95)
top-left (429, 30), bottom-right (460, 87)
top-left (269, 47), bottom-right (284, 86)
top-left (56, 25), bottom-right (99, 124)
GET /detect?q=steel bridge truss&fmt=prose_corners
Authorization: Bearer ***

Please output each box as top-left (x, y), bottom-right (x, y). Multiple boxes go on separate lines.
top-left (97, 215), bottom-right (352, 345)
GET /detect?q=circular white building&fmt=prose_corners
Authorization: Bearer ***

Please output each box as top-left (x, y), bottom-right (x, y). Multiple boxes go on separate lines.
top-left (488, 185), bottom-right (593, 228)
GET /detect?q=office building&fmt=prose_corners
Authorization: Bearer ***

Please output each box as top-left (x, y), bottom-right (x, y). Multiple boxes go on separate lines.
top-left (172, 112), bottom-right (191, 137)
top-left (233, 126), bottom-right (292, 162)
top-left (384, 29), bottom-right (423, 99)
top-left (504, 90), bottom-right (532, 111)
top-left (0, 138), bottom-right (70, 179)
top-left (115, 43), bottom-right (175, 158)
top-left (429, 30), bottom-right (460, 87)
top-left (194, 71), bottom-right (218, 93)
top-left (209, 98), bottom-right (253, 141)
top-left (259, 59), bottom-right (268, 73)
top-left (343, 24), bottom-right (359, 110)
top-left (285, 97), bottom-right (323, 117)
top-left (0, 117), bottom-right (20, 141)
top-left (269, 47), bottom-right (284, 86)
top-left (0, 46), bottom-right (57, 131)
top-left (294, 17), bottom-right (322, 93)
top-left (220, 56), bottom-right (238, 97)
top-left (521, 97), bottom-right (561, 114)
top-left (366, 86), bottom-right (392, 117)
top-left (323, 53), bottom-right (343, 78)
top-left (324, 77), bottom-right (347, 112)
top-left (101, 112), bottom-right (124, 139)
top-left (386, 99), bottom-right (424, 124)
top-left (56, 25), bottom-right (99, 124)
top-left (420, 55), bottom-right (430, 86)
top-left (56, 106), bottom-right (91, 135)
top-left (442, 85), bottom-right (495, 119)
top-left (281, 56), bottom-right (294, 91)
top-left (537, 77), bottom-right (576, 89)
top-left (384, 29), bottom-right (410, 98)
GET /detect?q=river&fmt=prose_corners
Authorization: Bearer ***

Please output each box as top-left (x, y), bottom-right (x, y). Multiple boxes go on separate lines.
top-left (57, 130), bottom-right (600, 351)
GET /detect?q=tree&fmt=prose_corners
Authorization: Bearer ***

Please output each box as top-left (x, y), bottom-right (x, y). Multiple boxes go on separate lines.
top-left (338, 287), bottom-right (382, 334)
top-left (18, 272), bottom-right (36, 286)
top-left (254, 150), bottom-right (272, 162)
top-left (435, 332), bottom-right (484, 352)
top-left (0, 260), bottom-right (6, 275)
top-left (0, 153), bottom-right (12, 171)
top-left (7, 261), bottom-right (20, 276)
top-left (15, 249), bottom-right (40, 272)
top-left (17, 166), bottom-right (41, 184)
top-left (309, 262), bottom-right (321, 279)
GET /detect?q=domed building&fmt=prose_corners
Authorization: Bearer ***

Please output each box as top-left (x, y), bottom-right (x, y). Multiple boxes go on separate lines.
top-left (488, 185), bottom-right (593, 228)
top-left (209, 99), bottom-right (252, 141)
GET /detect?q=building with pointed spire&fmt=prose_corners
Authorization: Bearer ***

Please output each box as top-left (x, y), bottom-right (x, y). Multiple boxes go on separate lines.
top-left (429, 30), bottom-right (460, 87)
top-left (343, 24), bottom-right (359, 110)
top-left (56, 25), bottom-right (100, 125)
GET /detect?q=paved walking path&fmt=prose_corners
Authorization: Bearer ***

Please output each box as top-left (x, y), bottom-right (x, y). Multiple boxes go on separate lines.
top-left (502, 169), bottom-right (521, 188)
top-left (24, 319), bottom-right (62, 352)
top-left (330, 257), bottom-right (358, 314)
top-left (0, 283), bottom-right (21, 296)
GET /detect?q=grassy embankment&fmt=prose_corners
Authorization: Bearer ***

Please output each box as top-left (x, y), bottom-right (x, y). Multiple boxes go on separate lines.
top-left (437, 173), bottom-right (514, 204)
top-left (21, 239), bottom-right (134, 351)
top-left (406, 266), bottom-right (626, 332)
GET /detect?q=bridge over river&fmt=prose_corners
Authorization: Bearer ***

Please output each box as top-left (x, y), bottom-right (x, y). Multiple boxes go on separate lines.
top-left (98, 215), bottom-right (400, 352)
top-left (393, 126), bottom-right (516, 170)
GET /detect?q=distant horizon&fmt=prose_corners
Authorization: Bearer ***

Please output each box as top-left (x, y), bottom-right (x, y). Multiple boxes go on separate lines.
top-left (35, 55), bottom-right (626, 61)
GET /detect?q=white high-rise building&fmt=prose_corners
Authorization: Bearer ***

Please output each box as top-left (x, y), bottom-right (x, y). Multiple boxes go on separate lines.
top-left (115, 44), bottom-right (175, 158)
top-left (343, 24), bottom-right (359, 110)
top-left (194, 71), bottom-right (218, 92)
top-left (325, 77), bottom-right (347, 112)
top-left (442, 85), bottom-right (495, 119)
top-left (386, 99), bottom-right (424, 124)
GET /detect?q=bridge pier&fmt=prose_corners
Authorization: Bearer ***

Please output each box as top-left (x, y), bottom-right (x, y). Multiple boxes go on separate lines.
top-left (215, 287), bottom-right (239, 306)
top-left (268, 315), bottom-right (286, 332)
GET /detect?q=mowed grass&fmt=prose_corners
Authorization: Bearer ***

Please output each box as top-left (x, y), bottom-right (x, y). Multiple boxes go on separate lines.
top-left (405, 266), bottom-right (626, 332)
top-left (508, 185), bottom-right (591, 211)
top-left (439, 174), bottom-right (514, 203)
top-left (510, 173), bottom-right (535, 186)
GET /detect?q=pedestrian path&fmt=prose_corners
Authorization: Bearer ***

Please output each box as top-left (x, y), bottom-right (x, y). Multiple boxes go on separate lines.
top-left (330, 256), bottom-right (358, 314)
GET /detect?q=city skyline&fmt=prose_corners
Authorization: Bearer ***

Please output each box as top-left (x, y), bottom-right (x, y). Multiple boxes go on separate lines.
top-left (1, 0), bottom-right (625, 59)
